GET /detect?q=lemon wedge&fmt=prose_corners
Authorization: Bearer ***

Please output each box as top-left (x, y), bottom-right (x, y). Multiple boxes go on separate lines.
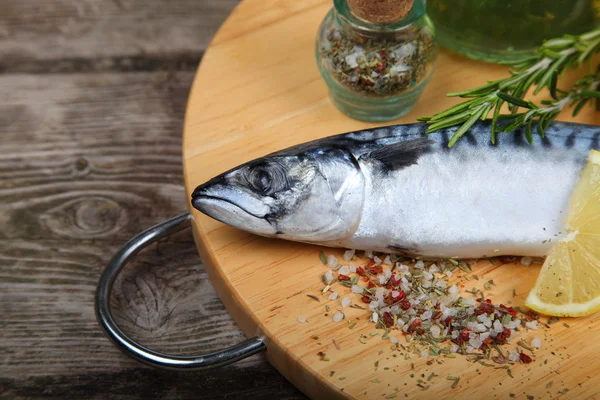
top-left (525, 149), bottom-right (600, 317)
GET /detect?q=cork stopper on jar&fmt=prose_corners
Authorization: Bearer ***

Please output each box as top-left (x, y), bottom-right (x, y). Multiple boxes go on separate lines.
top-left (347, 0), bottom-right (414, 24)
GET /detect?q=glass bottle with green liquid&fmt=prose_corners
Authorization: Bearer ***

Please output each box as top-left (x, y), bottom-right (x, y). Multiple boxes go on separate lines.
top-left (427, 0), bottom-right (600, 63)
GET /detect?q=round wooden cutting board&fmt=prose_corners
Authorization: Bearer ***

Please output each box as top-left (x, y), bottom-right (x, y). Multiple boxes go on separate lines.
top-left (182, 1), bottom-right (600, 399)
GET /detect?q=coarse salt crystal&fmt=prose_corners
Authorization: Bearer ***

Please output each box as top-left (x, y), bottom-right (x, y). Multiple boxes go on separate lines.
top-left (349, 265), bottom-right (357, 273)
top-left (520, 256), bottom-right (532, 266)
top-left (323, 271), bottom-right (333, 284)
top-left (480, 332), bottom-right (490, 341)
top-left (352, 285), bottom-right (364, 294)
top-left (338, 265), bottom-right (350, 275)
top-left (423, 271), bottom-right (434, 281)
top-left (450, 343), bottom-right (459, 352)
top-left (365, 250), bottom-right (374, 258)
top-left (397, 319), bottom-right (406, 327)
top-left (341, 297), bottom-right (352, 308)
top-left (398, 264), bottom-right (409, 272)
top-left (369, 301), bottom-right (379, 311)
top-left (372, 312), bottom-right (379, 323)
top-left (297, 316), bottom-right (306, 323)
top-left (462, 298), bottom-right (476, 306)
top-left (421, 351), bottom-right (429, 358)
top-left (422, 310), bottom-right (433, 320)
top-left (384, 269), bottom-right (392, 279)
top-left (378, 275), bottom-right (387, 285)
top-left (469, 338), bottom-right (482, 349)
top-left (430, 325), bottom-right (441, 337)
top-left (493, 320), bottom-right (503, 333)
top-left (466, 346), bottom-right (474, 354)
top-left (531, 337), bottom-right (542, 348)
top-left (328, 291), bottom-right (339, 301)
top-left (415, 260), bottom-right (425, 270)
top-left (449, 285), bottom-right (459, 295)
top-left (390, 336), bottom-right (399, 344)
top-left (391, 290), bottom-right (401, 298)
top-left (343, 249), bottom-right (355, 261)
top-left (525, 320), bottom-right (539, 330)
top-left (383, 255), bottom-right (392, 265)
top-left (327, 255), bottom-right (339, 268)
top-left (422, 281), bottom-right (432, 289)
top-left (429, 264), bottom-right (440, 273)
top-left (374, 256), bottom-right (382, 265)
top-left (445, 270), bottom-right (453, 278)
top-left (508, 350), bottom-right (520, 362)
top-left (333, 312), bottom-right (344, 322)
top-left (451, 331), bottom-right (459, 339)
top-left (435, 280), bottom-right (447, 289)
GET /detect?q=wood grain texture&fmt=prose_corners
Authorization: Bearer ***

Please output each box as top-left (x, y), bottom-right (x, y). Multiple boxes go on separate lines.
top-left (183, 1), bottom-right (600, 399)
top-left (0, 0), bottom-right (305, 395)
top-left (0, 0), bottom-right (238, 72)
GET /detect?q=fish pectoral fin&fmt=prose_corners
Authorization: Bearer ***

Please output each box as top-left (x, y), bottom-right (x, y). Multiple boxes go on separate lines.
top-left (359, 137), bottom-right (433, 172)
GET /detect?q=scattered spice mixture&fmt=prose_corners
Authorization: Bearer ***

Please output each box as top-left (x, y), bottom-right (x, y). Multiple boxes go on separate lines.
top-left (315, 249), bottom-right (551, 375)
top-left (320, 27), bottom-right (435, 97)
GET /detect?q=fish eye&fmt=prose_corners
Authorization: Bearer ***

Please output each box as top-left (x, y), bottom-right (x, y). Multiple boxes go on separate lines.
top-left (246, 161), bottom-right (287, 196)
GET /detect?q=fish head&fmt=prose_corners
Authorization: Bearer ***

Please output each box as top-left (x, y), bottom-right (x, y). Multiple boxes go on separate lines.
top-left (191, 147), bottom-right (365, 242)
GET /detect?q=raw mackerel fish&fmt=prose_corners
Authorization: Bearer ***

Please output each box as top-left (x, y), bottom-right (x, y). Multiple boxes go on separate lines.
top-left (191, 121), bottom-right (599, 258)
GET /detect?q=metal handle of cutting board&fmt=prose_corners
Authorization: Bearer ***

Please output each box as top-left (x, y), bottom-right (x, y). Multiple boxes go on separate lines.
top-left (95, 213), bottom-right (266, 371)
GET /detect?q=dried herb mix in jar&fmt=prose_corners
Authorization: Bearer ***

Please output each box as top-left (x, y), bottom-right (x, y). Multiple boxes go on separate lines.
top-left (320, 27), bottom-right (435, 97)
top-left (316, 0), bottom-right (438, 121)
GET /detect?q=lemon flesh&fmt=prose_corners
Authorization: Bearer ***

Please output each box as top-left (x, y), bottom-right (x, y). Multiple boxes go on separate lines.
top-left (525, 150), bottom-right (600, 317)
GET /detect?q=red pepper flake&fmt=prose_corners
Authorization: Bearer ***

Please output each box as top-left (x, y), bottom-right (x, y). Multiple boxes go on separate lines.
top-left (444, 317), bottom-right (453, 327)
top-left (376, 64), bottom-right (385, 72)
top-left (361, 295), bottom-right (371, 304)
top-left (410, 319), bottom-right (422, 328)
top-left (338, 274), bottom-right (350, 281)
top-left (369, 267), bottom-right (379, 275)
top-left (401, 300), bottom-right (411, 310)
top-left (389, 275), bottom-right (401, 286)
top-left (356, 267), bottom-right (366, 276)
top-left (379, 51), bottom-right (387, 58)
top-left (383, 312), bottom-right (394, 327)
top-left (519, 352), bottom-right (532, 364)
top-left (391, 291), bottom-right (405, 301)
top-left (460, 329), bottom-right (471, 341)
top-left (367, 281), bottom-right (376, 289)
top-left (432, 311), bottom-right (443, 320)
top-left (362, 276), bottom-right (370, 282)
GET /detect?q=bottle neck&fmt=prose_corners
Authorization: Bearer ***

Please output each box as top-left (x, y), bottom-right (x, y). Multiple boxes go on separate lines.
top-left (334, 0), bottom-right (426, 32)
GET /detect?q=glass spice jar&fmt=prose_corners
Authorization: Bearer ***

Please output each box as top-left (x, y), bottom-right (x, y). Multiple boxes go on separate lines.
top-left (315, 0), bottom-right (438, 122)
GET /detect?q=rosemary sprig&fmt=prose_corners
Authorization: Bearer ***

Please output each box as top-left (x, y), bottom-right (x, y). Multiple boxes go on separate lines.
top-left (420, 28), bottom-right (600, 147)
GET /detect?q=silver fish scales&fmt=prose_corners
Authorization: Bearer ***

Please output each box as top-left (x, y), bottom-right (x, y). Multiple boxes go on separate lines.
top-left (192, 121), bottom-right (599, 258)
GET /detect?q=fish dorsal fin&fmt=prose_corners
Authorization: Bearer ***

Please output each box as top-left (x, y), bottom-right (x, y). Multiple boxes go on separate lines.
top-left (359, 137), bottom-right (433, 171)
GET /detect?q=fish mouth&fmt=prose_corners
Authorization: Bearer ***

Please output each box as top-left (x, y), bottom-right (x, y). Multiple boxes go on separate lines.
top-left (192, 194), bottom-right (266, 220)
top-left (191, 188), bottom-right (276, 236)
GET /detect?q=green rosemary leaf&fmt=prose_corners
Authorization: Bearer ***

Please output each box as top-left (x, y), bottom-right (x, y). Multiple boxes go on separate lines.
top-left (496, 93), bottom-right (531, 109)
top-left (448, 108), bottom-right (485, 147)
top-left (537, 114), bottom-right (547, 138)
top-left (543, 37), bottom-right (575, 50)
top-left (577, 37), bottom-right (600, 65)
top-left (490, 99), bottom-right (503, 145)
top-left (416, 116), bottom-right (431, 122)
top-left (427, 98), bottom-right (486, 122)
top-left (447, 79), bottom-right (501, 97)
top-left (525, 119), bottom-right (533, 144)
top-left (572, 98), bottom-right (589, 116)
top-left (534, 54), bottom-right (570, 95)
top-left (580, 89), bottom-right (600, 98)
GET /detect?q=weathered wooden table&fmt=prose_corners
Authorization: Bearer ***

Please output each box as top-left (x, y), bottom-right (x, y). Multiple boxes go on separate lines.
top-left (0, 1), bottom-right (305, 398)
